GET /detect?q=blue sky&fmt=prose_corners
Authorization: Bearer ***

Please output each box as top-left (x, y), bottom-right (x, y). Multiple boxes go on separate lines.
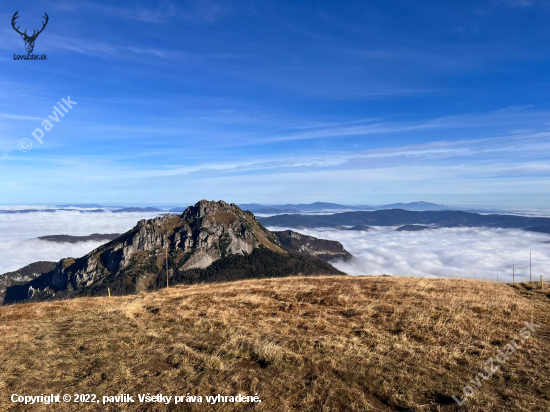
top-left (1, 0), bottom-right (550, 207)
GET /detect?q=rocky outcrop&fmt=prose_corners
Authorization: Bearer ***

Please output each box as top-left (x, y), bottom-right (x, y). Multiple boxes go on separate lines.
top-left (5, 201), bottom-right (343, 303)
top-left (0, 261), bottom-right (57, 304)
top-left (272, 230), bottom-right (352, 262)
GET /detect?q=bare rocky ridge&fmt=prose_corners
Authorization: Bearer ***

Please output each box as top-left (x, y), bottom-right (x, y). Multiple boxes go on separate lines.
top-left (5, 201), bottom-right (347, 303)
top-left (0, 261), bottom-right (57, 304)
top-left (272, 230), bottom-right (352, 261)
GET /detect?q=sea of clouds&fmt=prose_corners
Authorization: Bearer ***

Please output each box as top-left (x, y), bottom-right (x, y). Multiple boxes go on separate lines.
top-left (1, 209), bottom-right (549, 284)
top-left (0, 209), bottom-right (161, 274)
top-left (266, 226), bottom-right (550, 283)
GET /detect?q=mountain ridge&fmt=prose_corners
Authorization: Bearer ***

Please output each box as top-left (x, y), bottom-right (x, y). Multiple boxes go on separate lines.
top-left (272, 230), bottom-right (352, 261)
top-left (240, 201), bottom-right (451, 214)
top-left (5, 201), bottom-right (347, 304)
top-left (260, 209), bottom-right (550, 233)
top-left (0, 261), bottom-right (57, 304)
top-left (0, 201), bottom-right (454, 215)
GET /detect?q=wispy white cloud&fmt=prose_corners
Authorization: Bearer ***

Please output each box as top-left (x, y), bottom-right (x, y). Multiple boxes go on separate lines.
top-left (37, 35), bottom-right (178, 59)
top-left (240, 108), bottom-right (550, 146)
top-left (50, 1), bottom-right (232, 23)
top-left (2, 115), bottom-right (550, 207)
top-left (0, 113), bottom-right (43, 121)
top-left (0, 27), bottom-right (176, 59)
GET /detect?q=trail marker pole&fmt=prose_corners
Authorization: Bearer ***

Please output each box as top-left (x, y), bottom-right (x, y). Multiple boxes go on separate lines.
top-left (541, 275), bottom-right (544, 289)
top-left (530, 250), bottom-right (532, 283)
top-left (165, 236), bottom-right (169, 288)
top-left (108, 287), bottom-right (111, 298)
top-left (513, 258), bottom-right (515, 284)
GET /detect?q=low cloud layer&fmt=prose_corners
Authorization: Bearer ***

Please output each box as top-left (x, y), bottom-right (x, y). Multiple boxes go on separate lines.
top-left (0, 210), bottom-right (160, 274)
top-left (1, 210), bottom-right (549, 284)
top-left (268, 226), bottom-right (550, 283)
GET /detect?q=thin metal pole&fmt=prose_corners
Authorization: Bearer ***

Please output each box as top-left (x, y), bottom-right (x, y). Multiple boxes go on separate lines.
top-left (513, 258), bottom-right (515, 283)
top-left (165, 236), bottom-right (169, 288)
top-left (530, 250), bottom-right (532, 283)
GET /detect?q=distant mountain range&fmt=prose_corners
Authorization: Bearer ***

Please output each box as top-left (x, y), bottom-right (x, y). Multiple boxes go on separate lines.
top-left (260, 209), bottom-right (550, 234)
top-left (0, 201), bottom-right (455, 215)
top-left (57, 204), bottom-right (109, 208)
top-left (4, 201), bottom-right (350, 304)
top-left (0, 206), bottom-right (183, 214)
top-left (240, 201), bottom-right (452, 214)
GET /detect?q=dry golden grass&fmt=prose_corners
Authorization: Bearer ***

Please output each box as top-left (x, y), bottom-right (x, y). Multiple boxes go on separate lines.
top-left (0, 276), bottom-right (549, 411)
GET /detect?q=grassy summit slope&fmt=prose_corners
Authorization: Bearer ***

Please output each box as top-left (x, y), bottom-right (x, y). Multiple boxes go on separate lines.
top-left (1, 276), bottom-right (549, 411)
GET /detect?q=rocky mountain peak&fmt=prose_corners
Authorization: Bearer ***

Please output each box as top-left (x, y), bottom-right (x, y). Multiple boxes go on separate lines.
top-left (96, 200), bottom-right (285, 278)
top-left (182, 199), bottom-right (237, 220)
top-left (6, 201), bottom-right (286, 302)
top-left (4, 200), bottom-right (349, 304)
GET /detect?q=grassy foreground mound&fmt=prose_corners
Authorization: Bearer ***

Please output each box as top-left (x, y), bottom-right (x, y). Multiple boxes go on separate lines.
top-left (0, 276), bottom-right (549, 411)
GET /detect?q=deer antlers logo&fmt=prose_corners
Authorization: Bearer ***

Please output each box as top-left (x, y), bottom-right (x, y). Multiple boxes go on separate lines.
top-left (11, 11), bottom-right (49, 53)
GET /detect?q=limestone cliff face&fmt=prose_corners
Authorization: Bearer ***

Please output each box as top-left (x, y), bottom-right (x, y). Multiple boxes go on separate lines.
top-left (176, 200), bottom-right (284, 270)
top-left (6, 201), bottom-right (285, 301)
top-left (272, 230), bottom-right (352, 262)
